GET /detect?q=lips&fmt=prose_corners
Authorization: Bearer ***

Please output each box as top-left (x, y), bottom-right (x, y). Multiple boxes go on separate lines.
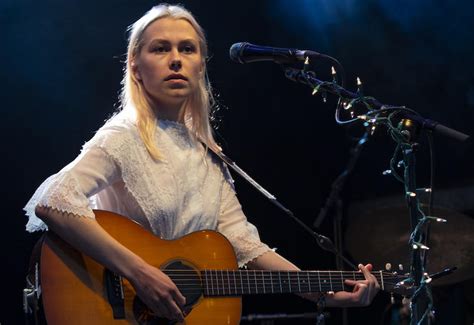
top-left (164, 74), bottom-right (188, 81)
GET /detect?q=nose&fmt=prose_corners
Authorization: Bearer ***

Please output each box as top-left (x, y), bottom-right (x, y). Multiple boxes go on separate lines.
top-left (169, 49), bottom-right (182, 71)
top-left (170, 59), bottom-right (182, 71)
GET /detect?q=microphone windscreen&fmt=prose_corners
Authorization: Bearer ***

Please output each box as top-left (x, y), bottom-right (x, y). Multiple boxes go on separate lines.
top-left (229, 42), bottom-right (247, 63)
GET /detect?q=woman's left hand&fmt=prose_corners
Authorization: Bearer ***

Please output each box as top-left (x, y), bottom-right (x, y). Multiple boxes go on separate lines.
top-left (326, 263), bottom-right (380, 307)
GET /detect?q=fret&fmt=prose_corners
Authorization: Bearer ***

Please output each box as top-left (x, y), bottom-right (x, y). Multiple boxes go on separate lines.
top-left (287, 272), bottom-right (292, 293)
top-left (239, 271), bottom-right (244, 295)
top-left (379, 270), bottom-right (385, 291)
top-left (232, 270), bottom-right (237, 295)
top-left (262, 270), bottom-right (266, 294)
top-left (317, 271), bottom-right (322, 292)
top-left (214, 270), bottom-right (219, 295)
top-left (254, 271), bottom-right (258, 294)
top-left (297, 272), bottom-right (301, 292)
top-left (307, 272), bottom-right (312, 292)
top-left (204, 270), bottom-right (209, 295)
top-left (220, 271), bottom-right (224, 295)
top-left (329, 271), bottom-right (333, 292)
top-left (340, 271), bottom-right (344, 291)
top-left (227, 270), bottom-right (231, 295)
top-left (210, 270), bottom-right (214, 295)
top-left (246, 270), bottom-right (250, 294)
top-left (278, 271), bottom-right (282, 293)
top-left (270, 271), bottom-right (274, 293)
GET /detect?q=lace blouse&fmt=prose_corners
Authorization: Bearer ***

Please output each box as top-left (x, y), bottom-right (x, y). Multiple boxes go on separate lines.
top-left (23, 110), bottom-right (271, 267)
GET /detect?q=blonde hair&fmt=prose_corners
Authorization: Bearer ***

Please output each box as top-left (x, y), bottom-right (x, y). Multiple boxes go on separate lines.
top-left (120, 3), bottom-right (218, 160)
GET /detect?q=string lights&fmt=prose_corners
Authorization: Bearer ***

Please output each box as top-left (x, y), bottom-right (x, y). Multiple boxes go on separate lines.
top-left (284, 63), bottom-right (441, 325)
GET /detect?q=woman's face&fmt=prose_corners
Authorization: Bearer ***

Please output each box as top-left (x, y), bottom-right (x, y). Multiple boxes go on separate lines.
top-left (133, 17), bottom-right (204, 110)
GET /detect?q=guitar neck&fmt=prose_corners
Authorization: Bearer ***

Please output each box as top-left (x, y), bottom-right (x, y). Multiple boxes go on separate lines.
top-left (181, 270), bottom-right (389, 297)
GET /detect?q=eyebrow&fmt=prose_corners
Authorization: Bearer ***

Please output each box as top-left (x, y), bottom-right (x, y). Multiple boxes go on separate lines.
top-left (148, 38), bottom-right (198, 45)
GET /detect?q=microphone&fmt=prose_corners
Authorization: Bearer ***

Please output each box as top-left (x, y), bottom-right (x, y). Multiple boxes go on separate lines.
top-left (229, 42), bottom-right (322, 64)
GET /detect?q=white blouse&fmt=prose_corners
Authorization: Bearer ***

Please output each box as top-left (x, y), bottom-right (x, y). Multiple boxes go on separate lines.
top-left (23, 110), bottom-right (271, 267)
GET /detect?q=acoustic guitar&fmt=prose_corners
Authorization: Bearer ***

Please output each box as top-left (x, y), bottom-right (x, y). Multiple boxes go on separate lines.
top-left (39, 210), bottom-right (410, 324)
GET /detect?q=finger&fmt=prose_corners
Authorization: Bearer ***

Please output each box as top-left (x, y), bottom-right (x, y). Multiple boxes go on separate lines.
top-left (358, 264), bottom-right (372, 279)
top-left (157, 302), bottom-right (172, 320)
top-left (147, 298), bottom-right (169, 319)
top-left (171, 288), bottom-right (186, 308)
top-left (363, 264), bottom-right (380, 291)
top-left (344, 279), bottom-right (364, 287)
top-left (355, 282), bottom-right (370, 305)
top-left (359, 264), bottom-right (379, 290)
top-left (164, 298), bottom-right (185, 322)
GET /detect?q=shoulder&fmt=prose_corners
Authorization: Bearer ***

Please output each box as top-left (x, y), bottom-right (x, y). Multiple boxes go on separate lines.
top-left (84, 110), bottom-right (141, 150)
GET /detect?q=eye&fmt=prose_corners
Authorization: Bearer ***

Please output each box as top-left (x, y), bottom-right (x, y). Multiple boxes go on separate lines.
top-left (152, 46), bottom-right (167, 53)
top-left (182, 44), bottom-right (196, 54)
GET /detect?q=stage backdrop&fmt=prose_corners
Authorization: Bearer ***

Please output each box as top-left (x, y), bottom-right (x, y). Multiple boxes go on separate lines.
top-left (2, 0), bottom-right (473, 324)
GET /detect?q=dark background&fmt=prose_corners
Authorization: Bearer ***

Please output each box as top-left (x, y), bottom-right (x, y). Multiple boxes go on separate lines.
top-left (2, 0), bottom-right (473, 324)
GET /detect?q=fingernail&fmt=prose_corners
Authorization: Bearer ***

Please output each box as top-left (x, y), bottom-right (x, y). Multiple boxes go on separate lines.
top-left (358, 264), bottom-right (363, 268)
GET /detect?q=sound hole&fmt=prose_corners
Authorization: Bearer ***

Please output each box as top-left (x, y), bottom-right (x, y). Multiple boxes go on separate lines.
top-left (132, 260), bottom-right (202, 324)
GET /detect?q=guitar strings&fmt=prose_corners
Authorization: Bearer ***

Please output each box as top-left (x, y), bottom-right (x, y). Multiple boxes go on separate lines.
top-left (121, 269), bottom-right (406, 295)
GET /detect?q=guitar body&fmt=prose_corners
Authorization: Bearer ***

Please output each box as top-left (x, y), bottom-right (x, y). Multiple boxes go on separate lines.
top-left (40, 210), bottom-right (241, 325)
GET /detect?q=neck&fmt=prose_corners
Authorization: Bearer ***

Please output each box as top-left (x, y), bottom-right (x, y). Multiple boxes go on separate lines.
top-left (163, 269), bottom-right (392, 297)
top-left (149, 97), bottom-right (188, 123)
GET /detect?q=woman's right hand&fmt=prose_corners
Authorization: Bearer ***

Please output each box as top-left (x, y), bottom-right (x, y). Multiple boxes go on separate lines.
top-left (34, 207), bottom-right (187, 321)
top-left (129, 263), bottom-right (187, 322)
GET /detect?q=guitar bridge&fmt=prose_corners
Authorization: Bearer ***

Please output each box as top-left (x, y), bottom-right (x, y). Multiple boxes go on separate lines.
top-left (104, 269), bottom-right (125, 319)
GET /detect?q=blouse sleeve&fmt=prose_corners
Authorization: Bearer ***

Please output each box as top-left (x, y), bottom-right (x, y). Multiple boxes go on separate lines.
top-left (217, 171), bottom-right (273, 268)
top-left (23, 144), bottom-right (120, 232)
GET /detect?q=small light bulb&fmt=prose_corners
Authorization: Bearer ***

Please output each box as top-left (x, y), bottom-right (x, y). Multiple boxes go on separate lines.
top-left (357, 77), bottom-right (362, 86)
top-left (413, 244), bottom-right (418, 249)
top-left (304, 57), bottom-right (309, 65)
top-left (407, 191), bottom-right (417, 197)
top-left (312, 88), bottom-right (318, 95)
top-left (358, 115), bottom-right (367, 120)
top-left (382, 170), bottom-right (392, 175)
top-left (385, 263), bottom-right (392, 271)
top-left (424, 188), bottom-right (432, 192)
top-left (350, 111), bottom-right (354, 118)
top-left (436, 218), bottom-right (447, 223)
top-left (331, 66), bottom-right (336, 75)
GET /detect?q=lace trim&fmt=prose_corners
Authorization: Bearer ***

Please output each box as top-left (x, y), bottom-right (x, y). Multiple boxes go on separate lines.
top-left (84, 124), bottom-right (169, 233)
top-left (224, 224), bottom-right (273, 268)
top-left (24, 171), bottom-right (95, 232)
top-left (157, 119), bottom-right (197, 151)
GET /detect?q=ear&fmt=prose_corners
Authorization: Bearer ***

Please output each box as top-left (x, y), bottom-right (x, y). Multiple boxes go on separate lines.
top-left (131, 60), bottom-right (142, 81)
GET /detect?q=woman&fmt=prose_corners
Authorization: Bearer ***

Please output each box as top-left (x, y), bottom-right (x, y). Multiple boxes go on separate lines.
top-left (24, 4), bottom-right (379, 322)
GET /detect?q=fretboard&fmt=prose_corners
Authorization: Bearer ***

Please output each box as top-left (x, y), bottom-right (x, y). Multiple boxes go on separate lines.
top-left (197, 270), bottom-right (387, 297)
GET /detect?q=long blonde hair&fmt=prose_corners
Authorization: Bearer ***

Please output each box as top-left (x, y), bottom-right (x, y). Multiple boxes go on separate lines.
top-left (120, 4), bottom-right (218, 160)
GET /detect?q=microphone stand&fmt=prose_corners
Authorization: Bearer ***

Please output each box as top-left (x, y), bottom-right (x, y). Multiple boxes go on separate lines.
top-left (282, 66), bottom-right (471, 325)
top-left (313, 131), bottom-right (369, 325)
